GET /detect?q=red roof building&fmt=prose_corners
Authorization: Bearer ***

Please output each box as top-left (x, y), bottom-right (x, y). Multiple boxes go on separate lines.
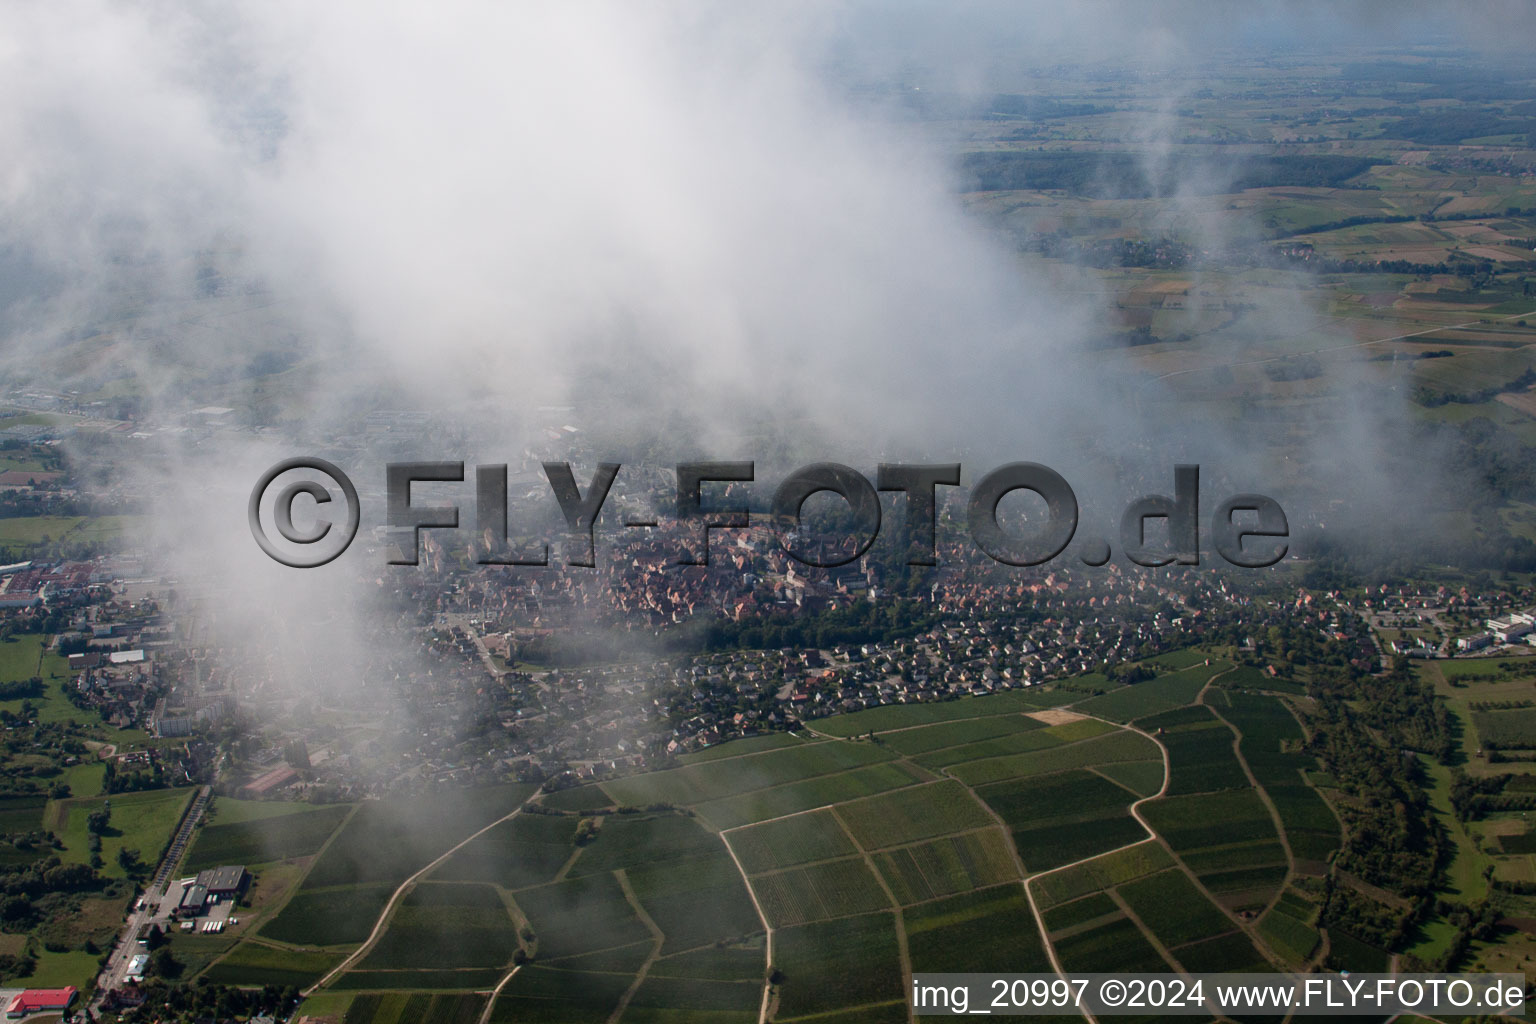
top-left (7, 986), bottom-right (76, 1017)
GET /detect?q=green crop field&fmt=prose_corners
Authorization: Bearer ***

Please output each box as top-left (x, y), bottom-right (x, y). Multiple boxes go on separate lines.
top-left (185, 803), bottom-right (351, 870)
top-left (1054, 915), bottom-right (1168, 973)
top-left (692, 762), bottom-right (924, 830)
top-left (359, 882), bottom-right (521, 970)
top-left (871, 829), bottom-right (1018, 903)
top-left (1115, 869), bottom-right (1234, 948)
top-left (1033, 842), bottom-right (1175, 909)
top-left (539, 785), bottom-right (614, 811)
top-left (1141, 789), bottom-right (1279, 852)
top-left (679, 732), bottom-right (806, 763)
top-left (772, 913), bottom-right (903, 1019)
top-left (301, 785), bottom-right (534, 890)
top-left (753, 856), bottom-right (890, 927)
top-left (648, 943), bottom-right (764, 980)
top-left (813, 691), bottom-right (1057, 737)
top-left (950, 729), bottom-right (1160, 785)
top-left (1473, 707), bottom-right (1536, 748)
top-left (1091, 759), bottom-right (1165, 797)
top-left (1073, 660), bottom-right (1230, 721)
top-left (881, 714), bottom-right (1043, 755)
top-left (261, 883), bottom-right (396, 946)
top-left (344, 992), bottom-right (486, 1024)
top-left (511, 872), bottom-right (652, 959)
top-left (904, 887), bottom-right (1053, 974)
top-left (1042, 891), bottom-right (1119, 933)
top-left (1259, 905), bottom-right (1322, 964)
top-left (974, 769), bottom-right (1133, 831)
top-left (1180, 839), bottom-right (1289, 874)
top-left (628, 851), bottom-right (763, 953)
top-left (491, 966), bottom-right (635, 1022)
top-left (1170, 931), bottom-right (1271, 972)
top-left (565, 812), bottom-right (721, 878)
top-left (202, 941), bottom-right (343, 988)
top-left (0, 795), bottom-right (47, 833)
top-left (1140, 705), bottom-right (1250, 795)
top-left (431, 812), bottom-right (578, 890)
top-left (835, 780), bottom-right (994, 849)
top-left (626, 974), bottom-right (760, 1018)
top-left (600, 741), bottom-right (896, 807)
top-left (729, 809), bottom-right (856, 873)
top-left (910, 727), bottom-right (1065, 769)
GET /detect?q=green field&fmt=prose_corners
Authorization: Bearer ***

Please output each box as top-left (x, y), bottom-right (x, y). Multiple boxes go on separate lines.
top-left (361, 882), bottom-right (521, 970)
top-left (772, 912), bottom-right (904, 1019)
top-left (1073, 659), bottom-right (1231, 721)
top-left (835, 780), bottom-right (994, 849)
top-left (813, 691), bottom-right (1065, 737)
top-left (301, 785), bottom-right (534, 890)
top-left (51, 785), bottom-right (193, 879)
top-left (1472, 707), bottom-right (1536, 748)
top-left (202, 941), bottom-right (344, 988)
top-left (949, 729), bottom-right (1160, 786)
top-left (692, 762), bottom-right (925, 830)
top-left (185, 802), bottom-right (351, 870)
top-left (881, 714), bottom-right (1044, 755)
top-left (904, 886), bottom-right (1052, 973)
top-left (1116, 869), bottom-right (1235, 948)
top-left (729, 809), bottom-right (856, 873)
top-left (754, 856), bottom-right (890, 927)
top-left (1033, 842), bottom-right (1176, 910)
top-left (871, 829), bottom-right (1018, 903)
top-left (601, 741), bottom-right (897, 807)
top-left (431, 812), bottom-right (578, 890)
top-left (261, 883), bottom-right (396, 946)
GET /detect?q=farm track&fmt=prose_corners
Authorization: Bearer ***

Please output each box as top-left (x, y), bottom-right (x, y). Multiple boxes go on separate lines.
top-left (717, 827), bottom-right (775, 1024)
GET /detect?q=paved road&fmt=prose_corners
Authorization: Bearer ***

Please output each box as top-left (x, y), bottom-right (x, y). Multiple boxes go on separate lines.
top-left (92, 785), bottom-right (211, 1011)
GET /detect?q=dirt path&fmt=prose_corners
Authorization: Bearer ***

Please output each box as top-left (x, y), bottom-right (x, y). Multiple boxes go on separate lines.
top-left (607, 869), bottom-right (664, 1024)
top-left (718, 828), bottom-right (775, 1024)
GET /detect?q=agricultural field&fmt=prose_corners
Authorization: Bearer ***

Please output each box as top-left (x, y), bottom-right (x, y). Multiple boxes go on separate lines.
top-left (834, 779), bottom-right (994, 849)
top-left (1136, 705), bottom-right (1249, 795)
top-left (184, 801), bottom-right (352, 871)
top-left (753, 857), bottom-right (891, 927)
top-left (728, 809), bottom-right (856, 873)
top-left (871, 829), bottom-right (1018, 903)
top-left (1472, 707), bottom-right (1536, 749)
top-left (1115, 868), bottom-right (1235, 949)
top-left (772, 913), bottom-right (905, 1020)
top-left (283, 663), bottom-right (1356, 1005)
top-left (201, 941), bottom-right (344, 988)
top-left (430, 811), bottom-right (578, 890)
top-left (905, 886), bottom-right (1053, 973)
top-left (1073, 658), bottom-right (1231, 721)
top-left (975, 767), bottom-right (1146, 873)
top-left (299, 785), bottom-right (535, 890)
top-left (1141, 789), bottom-right (1289, 911)
top-left (360, 882), bottom-right (522, 971)
top-left (692, 761), bottom-right (925, 830)
top-left (949, 728), bottom-right (1159, 786)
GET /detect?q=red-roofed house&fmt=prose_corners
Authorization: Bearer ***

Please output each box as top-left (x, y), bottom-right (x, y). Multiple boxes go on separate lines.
top-left (7, 986), bottom-right (76, 1017)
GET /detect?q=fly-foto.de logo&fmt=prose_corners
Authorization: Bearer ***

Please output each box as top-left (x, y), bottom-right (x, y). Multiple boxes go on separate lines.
top-left (248, 459), bottom-right (1288, 571)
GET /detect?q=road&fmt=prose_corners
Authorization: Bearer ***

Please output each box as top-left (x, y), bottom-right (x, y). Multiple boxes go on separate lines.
top-left (92, 785), bottom-right (211, 1011)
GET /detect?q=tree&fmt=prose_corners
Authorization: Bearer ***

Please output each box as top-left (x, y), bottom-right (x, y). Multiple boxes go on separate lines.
top-left (150, 945), bottom-right (182, 979)
top-left (85, 806), bottom-right (111, 835)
